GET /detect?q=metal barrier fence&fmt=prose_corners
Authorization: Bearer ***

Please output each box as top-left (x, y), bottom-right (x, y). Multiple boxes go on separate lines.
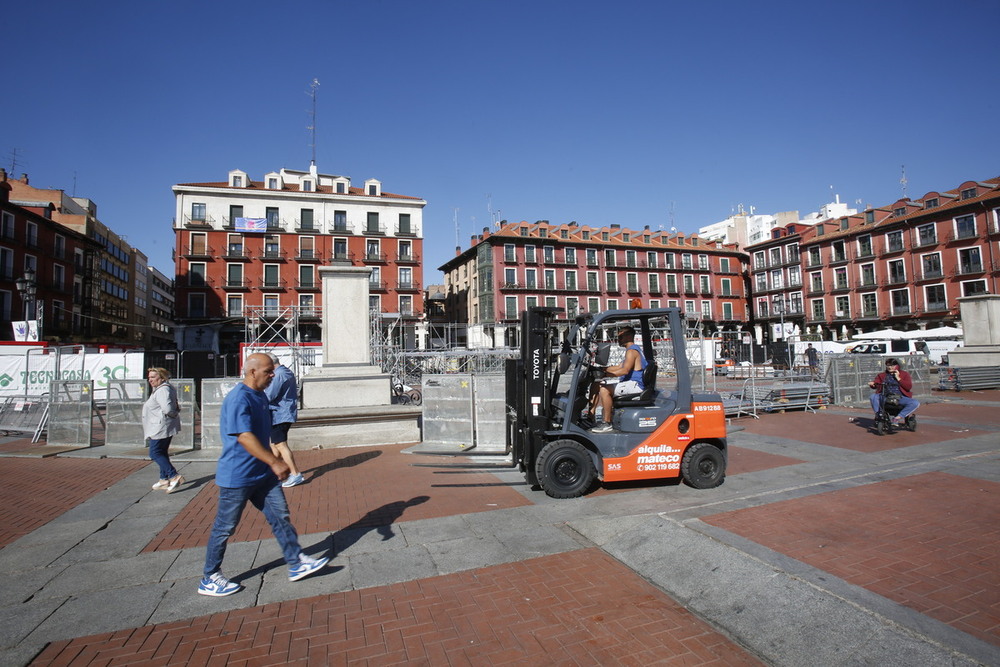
top-left (104, 379), bottom-right (198, 450)
top-left (199, 378), bottom-right (242, 450)
top-left (421, 374), bottom-right (475, 449)
top-left (47, 381), bottom-right (94, 448)
top-left (826, 354), bottom-right (932, 408)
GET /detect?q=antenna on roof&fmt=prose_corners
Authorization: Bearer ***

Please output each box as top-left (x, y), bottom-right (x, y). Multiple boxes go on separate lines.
top-left (487, 194), bottom-right (499, 228)
top-left (307, 78), bottom-right (320, 167)
top-left (453, 207), bottom-right (460, 248)
top-left (669, 201), bottom-right (677, 233)
top-left (900, 164), bottom-right (908, 198)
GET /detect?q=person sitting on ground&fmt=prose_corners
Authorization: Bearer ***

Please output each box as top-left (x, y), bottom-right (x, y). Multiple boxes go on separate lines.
top-left (868, 358), bottom-right (919, 426)
top-left (590, 327), bottom-right (647, 434)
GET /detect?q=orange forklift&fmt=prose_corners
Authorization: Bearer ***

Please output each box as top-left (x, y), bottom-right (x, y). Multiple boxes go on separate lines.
top-left (506, 306), bottom-right (727, 498)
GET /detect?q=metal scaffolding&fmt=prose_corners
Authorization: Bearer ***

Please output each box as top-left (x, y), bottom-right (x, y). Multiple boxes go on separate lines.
top-left (243, 305), bottom-right (311, 380)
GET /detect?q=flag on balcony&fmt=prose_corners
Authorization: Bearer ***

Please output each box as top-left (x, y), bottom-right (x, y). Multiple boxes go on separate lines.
top-left (235, 217), bottom-right (267, 233)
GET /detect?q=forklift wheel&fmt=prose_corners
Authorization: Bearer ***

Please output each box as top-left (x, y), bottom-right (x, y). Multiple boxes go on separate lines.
top-left (680, 442), bottom-right (725, 489)
top-left (535, 440), bottom-right (596, 499)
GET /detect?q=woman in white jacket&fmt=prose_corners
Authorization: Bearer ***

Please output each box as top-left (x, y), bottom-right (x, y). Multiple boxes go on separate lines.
top-left (142, 367), bottom-right (183, 492)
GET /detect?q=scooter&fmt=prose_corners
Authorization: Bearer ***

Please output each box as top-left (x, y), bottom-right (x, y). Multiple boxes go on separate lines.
top-left (872, 388), bottom-right (916, 435)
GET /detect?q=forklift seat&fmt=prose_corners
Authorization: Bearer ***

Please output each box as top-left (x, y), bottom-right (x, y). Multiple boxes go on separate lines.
top-left (614, 362), bottom-right (658, 407)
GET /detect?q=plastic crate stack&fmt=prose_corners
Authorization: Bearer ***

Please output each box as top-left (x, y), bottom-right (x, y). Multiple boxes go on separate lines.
top-left (938, 366), bottom-right (1000, 391)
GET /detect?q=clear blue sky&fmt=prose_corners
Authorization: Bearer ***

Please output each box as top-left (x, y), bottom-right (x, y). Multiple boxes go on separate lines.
top-left (4, 0), bottom-right (998, 277)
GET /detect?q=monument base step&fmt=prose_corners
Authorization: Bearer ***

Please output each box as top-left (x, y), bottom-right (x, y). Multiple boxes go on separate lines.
top-left (287, 405), bottom-right (422, 449)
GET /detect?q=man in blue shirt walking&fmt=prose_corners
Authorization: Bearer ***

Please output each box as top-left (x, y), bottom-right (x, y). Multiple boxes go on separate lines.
top-left (199, 353), bottom-right (328, 597)
top-left (265, 352), bottom-right (304, 488)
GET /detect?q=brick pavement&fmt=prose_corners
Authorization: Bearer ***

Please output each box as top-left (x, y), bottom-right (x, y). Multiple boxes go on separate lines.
top-left (143, 445), bottom-right (530, 553)
top-left (32, 548), bottom-right (760, 666)
top-left (0, 457), bottom-right (148, 548)
top-left (703, 471), bottom-right (1000, 648)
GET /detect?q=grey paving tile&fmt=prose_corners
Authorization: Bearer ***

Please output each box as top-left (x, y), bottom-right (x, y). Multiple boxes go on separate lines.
top-left (348, 546), bottom-right (437, 589)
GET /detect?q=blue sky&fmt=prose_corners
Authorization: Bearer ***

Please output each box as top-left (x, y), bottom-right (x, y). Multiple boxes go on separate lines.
top-left (4, 0), bottom-right (998, 277)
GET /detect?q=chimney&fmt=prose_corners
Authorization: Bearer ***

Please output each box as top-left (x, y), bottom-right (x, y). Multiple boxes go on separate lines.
top-left (20, 173), bottom-right (29, 184)
top-left (610, 224), bottom-right (620, 229)
top-left (455, 246), bottom-right (462, 256)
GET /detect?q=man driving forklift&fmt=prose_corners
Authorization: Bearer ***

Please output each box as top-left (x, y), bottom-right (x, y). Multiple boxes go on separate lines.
top-left (589, 326), bottom-right (648, 433)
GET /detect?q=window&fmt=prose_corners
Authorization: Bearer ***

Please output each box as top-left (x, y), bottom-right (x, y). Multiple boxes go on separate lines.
top-left (399, 214), bottom-right (411, 234)
top-left (808, 247), bottom-right (821, 266)
top-left (0, 247), bottom-right (12, 280)
top-left (664, 253), bottom-right (675, 269)
top-left (299, 209), bottom-right (315, 230)
top-left (54, 235), bottom-right (66, 259)
top-left (53, 264), bottom-right (65, 291)
top-left (722, 302), bottom-right (733, 320)
top-left (835, 295), bottom-right (850, 318)
top-left (682, 254), bottom-right (692, 269)
top-left (525, 246), bottom-right (536, 263)
top-left (525, 268), bottom-right (537, 289)
top-left (627, 273), bottom-right (639, 292)
top-left (333, 238), bottom-right (348, 261)
top-left (605, 273), bottom-right (618, 292)
top-left (188, 293), bottom-right (206, 318)
top-left (887, 259), bottom-right (906, 283)
top-left (0, 211), bottom-right (13, 239)
top-left (337, 182), bottom-right (346, 194)
top-left (565, 247), bottom-right (576, 264)
top-left (755, 273), bottom-right (767, 292)
top-left (954, 214), bottom-right (976, 239)
top-left (683, 275), bottom-right (694, 293)
top-left (263, 294), bottom-right (280, 317)
top-left (699, 275), bottom-right (710, 293)
top-left (721, 278), bottom-right (732, 296)
top-left (809, 272), bottom-right (823, 292)
top-left (646, 251), bottom-right (657, 268)
top-left (648, 274), bottom-right (660, 293)
top-left (544, 246), bottom-right (555, 263)
top-left (227, 295), bottom-right (243, 317)
top-left (861, 293), bottom-right (878, 317)
top-left (719, 257), bottom-right (730, 273)
top-left (958, 247), bottom-right (983, 274)
top-left (504, 267), bottom-right (516, 286)
top-left (666, 274), bottom-right (677, 293)
top-left (921, 253), bottom-right (942, 279)
top-left (256, 264), bottom-right (276, 288)
top-left (299, 294), bottom-right (316, 317)
top-left (369, 184), bottom-right (378, 196)
top-left (811, 299), bottom-right (824, 320)
top-left (770, 269), bottom-right (783, 290)
top-left (588, 297), bottom-right (600, 313)
top-left (886, 230), bottom-right (904, 252)
top-left (544, 269), bottom-right (556, 290)
top-left (604, 249), bottom-right (616, 267)
top-left (565, 270), bottom-right (577, 290)
top-left (370, 266), bottom-right (381, 287)
top-left (399, 267), bottom-right (413, 289)
top-left (925, 197), bottom-right (939, 209)
top-left (398, 240), bottom-right (412, 261)
top-left (366, 212), bottom-right (380, 233)
top-left (833, 267), bottom-right (848, 290)
top-left (582, 231), bottom-right (590, 241)
top-left (961, 279), bottom-right (987, 296)
top-left (625, 250), bottom-right (637, 267)
top-left (369, 295), bottom-right (380, 312)
top-left (299, 236), bottom-right (315, 259)
top-left (505, 296), bottom-right (518, 319)
top-left (268, 178), bottom-right (278, 189)
top-left (701, 301), bottom-right (711, 318)
top-left (587, 271), bottom-right (598, 291)
top-left (769, 248), bottom-right (782, 266)
top-left (891, 289), bottom-right (910, 315)
top-left (525, 296), bottom-right (538, 310)
top-left (586, 249), bottom-right (598, 266)
top-left (924, 284), bottom-right (947, 312)
top-left (188, 262), bottom-right (206, 287)
top-left (753, 251), bottom-right (766, 270)
top-left (757, 299), bottom-right (769, 318)
top-left (684, 300), bottom-right (696, 315)
top-left (566, 297), bottom-right (579, 318)
top-left (698, 255), bottom-right (709, 270)
top-left (960, 187), bottom-right (976, 200)
top-left (788, 265), bottom-right (801, 287)
top-left (857, 235), bottom-right (873, 257)
top-left (917, 223), bottom-right (936, 246)
top-left (366, 239), bottom-right (380, 261)
top-left (299, 265), bottom-right (314, 288)
top-left (832, 241), bottom-right (847, 262)
top-left (26, 221), bottom-right (38, 247)
top-left (266, 207), bottom-right (279, 228)
top-left (860, 263), bottom-right (876, 288)
top-left (190, 203), bottom-right (207, 222)
top-left (607, 299), bottom-right (619, 310)
top-left (504, 244), bottom-right (516, 262)
top-left (333, 210), bottom-right (348, 232)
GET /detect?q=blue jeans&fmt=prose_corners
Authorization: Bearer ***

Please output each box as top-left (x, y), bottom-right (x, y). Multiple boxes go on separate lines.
top-left (148, 437), bottom-right (177, 480)
top-left (870, 392), bottom-right (920, 419)
top-left (203, 477), bottom-right (303, 578)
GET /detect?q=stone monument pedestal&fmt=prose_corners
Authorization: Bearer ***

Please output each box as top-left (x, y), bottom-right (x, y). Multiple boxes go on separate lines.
top-left (948, 295), bottom-right (1000, 367)
top-left (291, 266), bottom-right (420, 448)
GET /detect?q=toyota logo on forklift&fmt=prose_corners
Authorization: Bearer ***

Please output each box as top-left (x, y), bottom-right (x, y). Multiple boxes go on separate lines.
top-left (507, 306), bottom-right (727, 498)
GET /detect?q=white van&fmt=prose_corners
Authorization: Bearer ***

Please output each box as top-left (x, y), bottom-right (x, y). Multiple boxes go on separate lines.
top-left (847, 339), bottom-right (961, 364)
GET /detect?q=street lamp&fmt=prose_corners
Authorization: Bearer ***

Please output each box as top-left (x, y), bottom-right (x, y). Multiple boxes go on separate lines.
top-left (773, 297), bottom-right (789, 368)
top-left (15, 269), bottom-right (43, 341)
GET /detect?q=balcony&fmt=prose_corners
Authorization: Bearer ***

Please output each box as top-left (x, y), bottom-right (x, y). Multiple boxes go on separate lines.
top-left (946, 228), bottom-right (979, 242)
top-left (296, 279), bottom-right (320, 291)
top-left (296, 249), bottom-right (321, 262)
top-left (258, 249), bottom-right (288, 261)
top-left (397, 281), bottom-right (421, 292)
top-left (882, 275), bottom-right (908, 286)
top-left (918, 269), bottom-right (944, 281)
top-left (914, 235), bottom-right (938, 248)
top-left (805, 257), bottom-right (823, 269)
top-left (329, 221), bottom-right (355, 235)
top-left (178, 275), bottom-right (214, 288)
top-left (183, 215), bottom-right (214, 229)
top-left (182, 245), bottom-right (215, 259)
top-left (258, 279), bottom-right (287, 290)
top-left (879, 242), bottom-right (906, 257)
top-left (294, 222), bottom-right (321, 233)
top-left (699, 286), bottom-right (713, 296)
top-left (222, 246), bottom-right (251, 261)
top-left (221, 279), bottom-right (251, 290)
top-left (832, 310), bottom-right (852, 321)
top-left (856, 309), bottom-right (880, 321)
top-left (954, 262), bottom-right (985, 276)
top-left (396, 253), bottom-right (420, 264)
top-left (368, 280), bottom-right (388, 292)
top-left (830, 280), bottom-right (852, 293)
top-left (626, 283), bottom-right (643, 295)
top-left (806, 285), bottom-right (825, 296)
top-left (857, 278), bottom-right (878, 289)
top-left (363, 252), bottom-right (388, 263)
top-left (829, 252), bottom-right (850, 266)
top-left (396, 223), bottom-right (418, 237)
top-left (719, 291), bottom-right (743, 299)
top-left (299, 307), bottom-right (322, 319)
top-left (923, 302), bottom-right (950, 313)
top-left (889, 305), bottom-right (913, 317)
top-left (363, 223), bottom-right (386, 236)
top-left (855, 246), bottom-right (876, 259)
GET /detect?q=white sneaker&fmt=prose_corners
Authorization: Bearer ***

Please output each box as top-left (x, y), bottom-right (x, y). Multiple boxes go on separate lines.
top-left (289, 554), bottom-right (329, 581)
top-left (591, 422), bottom-right (614, 434)
top-left (152, 479), bottom-right (169, 490)
top-left (282, 473), bottom-right (305, 488)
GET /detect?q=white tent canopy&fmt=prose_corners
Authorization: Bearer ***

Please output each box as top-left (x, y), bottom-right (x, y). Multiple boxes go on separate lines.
top-left (901, 326), bottom-right (964, 340)
top-left (851, 329), bottom-right (908, 340)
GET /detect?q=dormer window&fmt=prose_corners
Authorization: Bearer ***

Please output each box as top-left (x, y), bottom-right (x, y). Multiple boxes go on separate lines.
top-left (925, 197), bottom-right (938, 209)
top-left (865, 211), bottom-right (875, 224)
top-left (622, 233), bottom-right (630, 242)
top-left (229, 169), bottom-right (248, 188)
top-left (368, 185), bottom-right (376, 195)
top-left (365, 179), bottom-right (382, 197)
top-left (582, 231), bottom-right (590, 240)
top-left (961, 187), bottom-right (976, 200)
top-left (840, 219), bottom-right (848, 231)
top-left (233, 176), bottom-right (243, 187)
top-left (520, 227), bottom-right (528, 237)
top-left (302, 179), bottom-right (314, 192)
top-left (601, 232), bottom-right (609, 241)
top-left (893, 207), bottom-right (906, 217)
top-left (268, 178), bottom-right (278, 189)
